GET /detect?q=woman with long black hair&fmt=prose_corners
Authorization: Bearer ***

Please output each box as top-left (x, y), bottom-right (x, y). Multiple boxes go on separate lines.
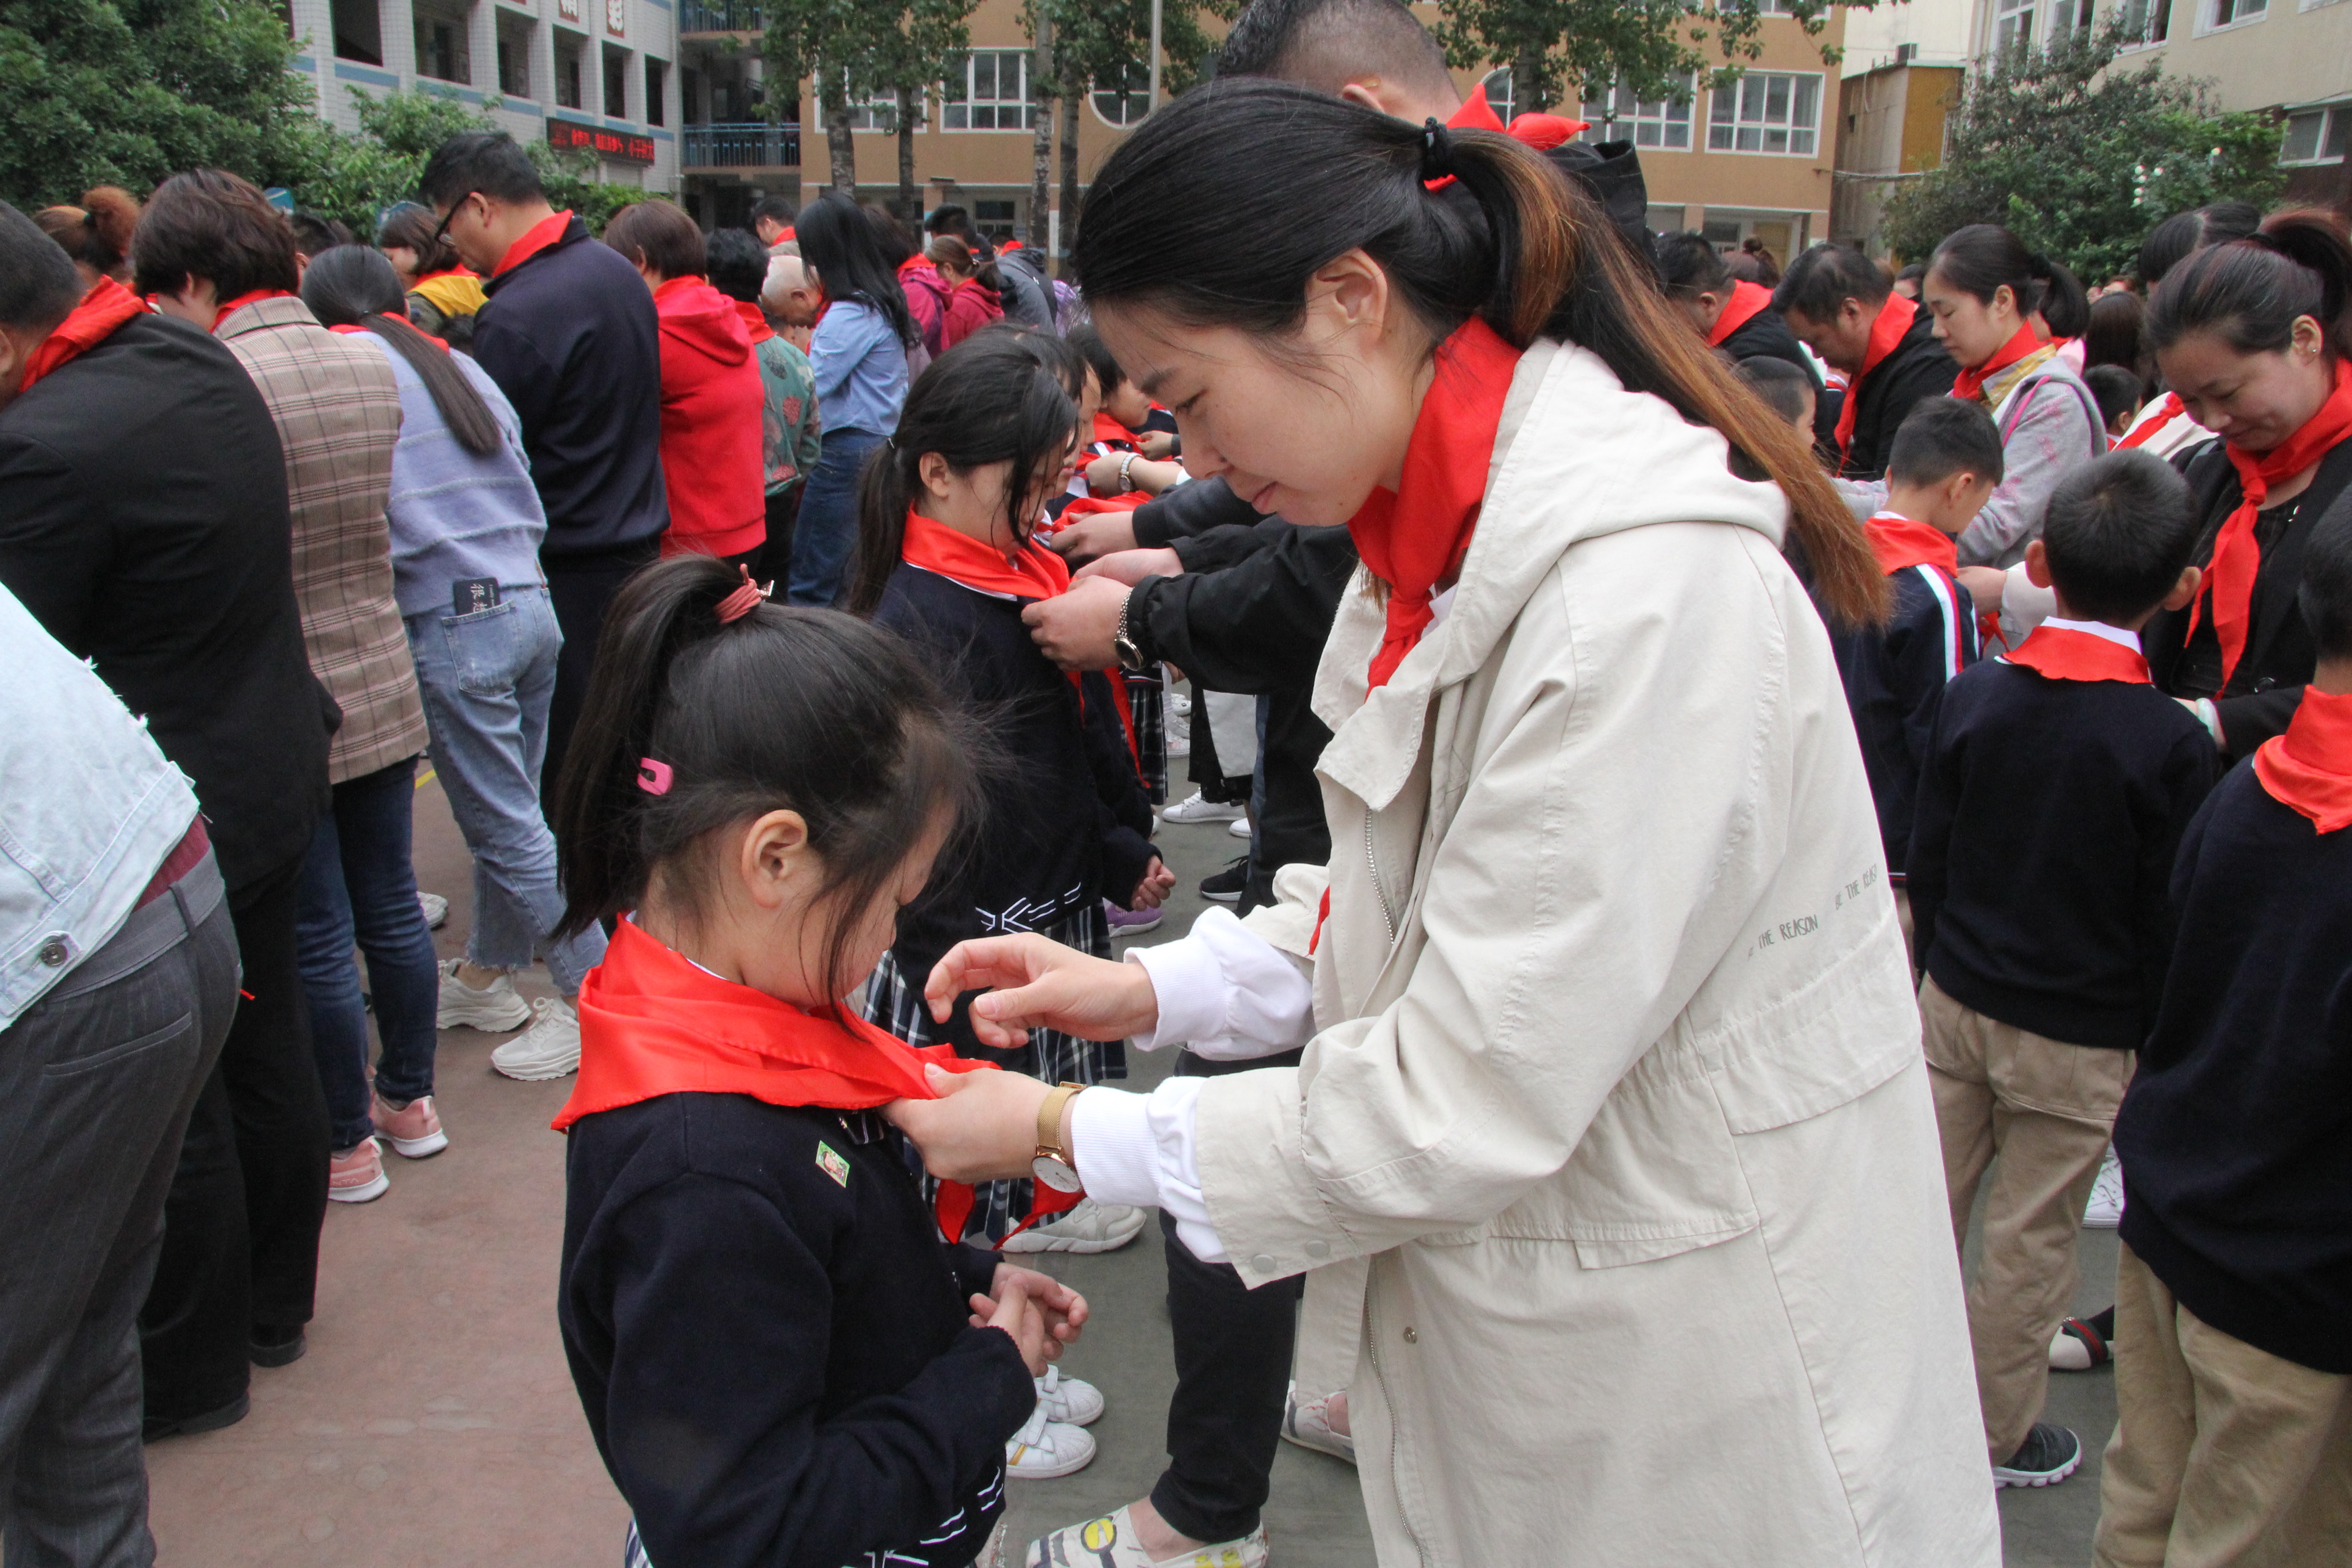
top-left (788, 193), bottom-right (917, 607)
top-left (886, 79), bottom-right (1995, 1568)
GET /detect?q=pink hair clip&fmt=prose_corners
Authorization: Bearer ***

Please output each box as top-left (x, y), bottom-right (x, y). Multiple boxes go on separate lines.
top-left (637, 758), bottom-right (674, 796)
top-left (715, 563), bottom-right (773, 626)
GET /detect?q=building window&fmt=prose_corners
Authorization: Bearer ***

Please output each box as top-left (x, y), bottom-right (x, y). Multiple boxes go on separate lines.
top-left (497, 19), bottom-right (533, 98)
top-left (1707, 71), bottom-right (1820, 155)
top-left (1581, 78), bottom-right (1695, 149)
top-left (2207, 0), bottom-right (2265, 23)
top-left (1480, 66), bottom-right (1517, 122)
top-left (331, 0), bottom-right (382, 64)
top-left (2280, 103), bottom-right (2350, 164)
top-left (1993, 0), bottom-right (2034, 50)
top-left (2121, 0), bottom-right (2171, 40)
top-left (415, 5), bottom-right (470, 83)
top-left (942, 49), bottom-right (1035, 130)
top-left (973, 198), bottom-right (1018, 242)
top-left (644, 56), bottom-right (666, 125)
top-left (557, 38), bottom-right (583, 108)
top-left (603, 44), bottom-right (628, 118)
top-left (1092, 60), bottom-right (1150, 127)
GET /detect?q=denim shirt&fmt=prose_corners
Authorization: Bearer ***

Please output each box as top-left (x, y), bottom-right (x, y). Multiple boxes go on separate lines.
top-left (809, 299), bottom-right (908, 438)
top-left (0, 584), bottom-right (200, 1029)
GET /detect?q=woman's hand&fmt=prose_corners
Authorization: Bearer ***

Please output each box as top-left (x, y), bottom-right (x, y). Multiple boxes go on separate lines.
top-left (1046, 512), bottom-right (1139, 564)
top-left (1955, 565), bottom-right (2006, 615)
top-left (922, 933), bottom-right (1161, 1048)
top-left (1022, 576), bottom-right (1127, 670)
top-left (972, 1277), bottom-right (1050, 1375)
top-left (886, 1061), bottom-right (1054, 1181)
top-left (980, 1263), bottom-right (1089, 1357)
top-left (1074, 547), bottom-right (1182, 588)
top-left (1129, 857), bottom-right (1176, 911)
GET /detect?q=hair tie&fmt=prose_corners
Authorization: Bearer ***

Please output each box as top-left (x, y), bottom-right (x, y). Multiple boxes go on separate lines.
top-left (1419, 119), bottom-right (1456, 183)
top-left (715, 563), bottom-right (772, 625)
top-left (637, 758), bottom-right (674, 795)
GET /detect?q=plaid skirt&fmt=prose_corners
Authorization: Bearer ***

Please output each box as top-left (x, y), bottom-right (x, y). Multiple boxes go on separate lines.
top-left (1125, 666), bottom-right (1167, 806)
top-left (861, 900), bottom-right (1127, 1244)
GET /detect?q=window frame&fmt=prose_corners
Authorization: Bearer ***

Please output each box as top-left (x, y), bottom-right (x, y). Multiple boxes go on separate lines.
top-left (643, 56), bottom-right (666, 126)
top-left (2278, 102), bottom-right (2349, 165)
top-left (1090, 59), bottom-right (1151, 128)
top-left (2117, 0), bottom-right (2173, 46)
top-left (1578, 74), bottom-right (1696, 150)
top-left (1705, 70), bottom-right (1822, 157)
top-left (941, 49), bottom-right (1037, 132)
top-left (2199, 0), bottom-right (2268, 31)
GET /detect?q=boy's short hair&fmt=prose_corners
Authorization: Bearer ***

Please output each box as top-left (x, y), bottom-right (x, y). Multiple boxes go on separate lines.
top-left (1066, 321), bottom-right (1124, 395)
top-left (1886, 397), bottom-right (2006, 490)
top-left (1733, 355), bottom-right (1814, 427)
top-left (705, 226), bottom-right (769, 303)
top-left (417, 130), bottom-right (546, 209)
top-left (2083, 364), bottom-right (2143, 430)
top-left (2041, 450), bottom-right (2198, 623)
top-left (2299, 498), bottom-right (2352, 662)
top-left (750, 195), bottom-right (797, 229)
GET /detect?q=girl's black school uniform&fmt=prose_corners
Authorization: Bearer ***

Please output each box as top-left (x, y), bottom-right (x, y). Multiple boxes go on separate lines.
top-left (2114, 763), bottom-right (2352, 1373)
top-left (1832, 558), bottom-right (1979, 880)
top-left (873, 562), bottom-right (1156, 1058)
top-left (2146, 436), bottom-right (2352, 758)
top-left (560, 1095), bottom-right (1034, 1568)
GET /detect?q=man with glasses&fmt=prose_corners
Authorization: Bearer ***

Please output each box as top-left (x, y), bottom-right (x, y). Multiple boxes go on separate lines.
top-left (417, 132), bottom-right (666, 827)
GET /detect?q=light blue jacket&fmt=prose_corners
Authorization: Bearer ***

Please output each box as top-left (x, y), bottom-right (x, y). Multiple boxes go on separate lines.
top-left (0, 584), bottom-right (201, 1030)
top-left (809, 298), bottom-right (908, 438)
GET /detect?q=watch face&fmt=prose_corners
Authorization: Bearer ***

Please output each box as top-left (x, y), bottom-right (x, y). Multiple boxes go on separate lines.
top-left (1031, 1155), bottom-right (1084, 1193)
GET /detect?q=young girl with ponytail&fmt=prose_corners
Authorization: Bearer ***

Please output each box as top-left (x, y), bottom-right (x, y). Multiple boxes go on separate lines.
top-left (848, 331), bottom-right (1170, 1270)
top-left (886, 78), bottom-right (1997, 1568)
top-left (2143, 210), bottom-right (2352, 760)
top-left (548, 555), bottom-right (1086, 1568)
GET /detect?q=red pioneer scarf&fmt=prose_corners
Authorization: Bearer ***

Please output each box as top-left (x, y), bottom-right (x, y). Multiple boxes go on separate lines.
top-left (1707, 280), bottom-right (1775, 349)
top-left (2001, 623), bottom-right (2151, 684)
top-left (326, 321), bottom-right (451, 353)
top-left (733, 298), bottom-right (775, 345)
top-left (16, 276), bottom-right (146, 395)
top-left (2254, 687), bottom-right (2352, 834)
top-left (1951, 323), bottom-right (2044, 404)
top-left (1346, 316), bottom-right (1523, 691)
top-left (1865, 512), bottom-right (1957, 577)
top-left (1834, 293), bottom-right (1919, 467)
top-left (210, 288), bottom-right (294, 331)
top-left (1090, 411), bottom-right (1142, 453)
top-left (555, 918), bottom-right (1078, 1242)
top-left (1445, 81), bottom-right (1588, 149)
top-left (492, 210), bottom-right (574, 279)
top-left (2186, 361), bottom-right (2352, 689)
top-left (2116, 392), bottom-right (2186, 450)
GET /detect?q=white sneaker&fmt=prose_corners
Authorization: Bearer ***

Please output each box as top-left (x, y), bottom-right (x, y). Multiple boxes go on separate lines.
top-left (1168, 691), bottom-right (1193, 718)
top-left (1000, 1198), bottom-right (1147, 1254)
top-left (1159, 790), bottom-right (1245, 824)
top-left (1025, 1508), bottom-right (1268, 1568)
top-left (1005, 1401), bottom-right (1096, 1480)
top-left (1227, 816), bottom-right (1251, 839)
top-left (490, 996), bottom-right (582, 1081)
top-left (1164, 730), bottom-right (1190, 759)
top-left (2083, 1146), bottom-right (2123, 1228)
top-left (419, 891), bottom-right (448, 929)
top-left (1281, 1380), bottom-right (1355, 1465)
top-left (436, 960), bottom-right (533, 1032)
top-left (1036, 1364), bottom-right (1103, 1426)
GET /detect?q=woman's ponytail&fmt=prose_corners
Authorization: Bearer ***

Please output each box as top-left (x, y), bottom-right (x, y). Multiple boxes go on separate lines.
top-left (2030, 253), bottom-right (2090, 339)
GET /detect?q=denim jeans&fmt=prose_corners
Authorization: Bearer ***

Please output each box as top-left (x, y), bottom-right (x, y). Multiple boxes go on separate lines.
top-left (787, 428), bottom-right (885, 607)
top-left (297, 759), bottom-right (441, 1153)
top-left (405, 587), bottom-right (606, 994)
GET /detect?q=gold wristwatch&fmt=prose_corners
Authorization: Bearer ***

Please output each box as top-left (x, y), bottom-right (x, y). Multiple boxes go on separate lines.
top-left (1032, 1081), bottom-right (1087, 1193)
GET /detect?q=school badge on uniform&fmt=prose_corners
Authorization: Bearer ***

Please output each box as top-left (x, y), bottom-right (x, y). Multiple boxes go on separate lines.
top-left (815, 1143), bottom-right (851, 1186)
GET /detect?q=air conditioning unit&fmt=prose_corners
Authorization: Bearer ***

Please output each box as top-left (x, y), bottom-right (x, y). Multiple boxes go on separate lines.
top-left (1896, 42), bottom-right (1920, 62)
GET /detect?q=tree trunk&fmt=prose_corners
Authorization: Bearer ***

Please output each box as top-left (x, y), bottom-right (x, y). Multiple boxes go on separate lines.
top-left (897, 84), bottom-right (918, 220)
top-left (1058, 59), bottom-right (1081, 268)
top-left (1029, 11), bottom-right (1054, 259)
top-left (826, 70), bottom-right (857, 193)
top-left (1514, 44), bottom-right (1546, 115)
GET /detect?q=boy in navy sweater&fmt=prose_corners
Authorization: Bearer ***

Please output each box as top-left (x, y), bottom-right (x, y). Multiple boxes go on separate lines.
top-left (1833, 397), bottom-right (2001, 952)
top-left (1908, 449), bottom-right (2216, 1490)
top-left (2095, 504), bottom-right (2352, 1564)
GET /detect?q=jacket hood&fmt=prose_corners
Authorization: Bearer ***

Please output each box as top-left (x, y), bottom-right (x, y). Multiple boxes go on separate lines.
top-left (655, 277), bottom-right (752, 368)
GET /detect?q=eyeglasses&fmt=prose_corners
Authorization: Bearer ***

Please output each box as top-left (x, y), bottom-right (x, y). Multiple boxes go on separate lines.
top-left (429, 193), bottom-right (478, 250)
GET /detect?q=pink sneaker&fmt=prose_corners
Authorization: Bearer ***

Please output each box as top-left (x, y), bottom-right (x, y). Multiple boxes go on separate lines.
top-left (372, 1093), bottom-right (448, 1159)
top-left (328, 1137), bottom-right (389, 1202)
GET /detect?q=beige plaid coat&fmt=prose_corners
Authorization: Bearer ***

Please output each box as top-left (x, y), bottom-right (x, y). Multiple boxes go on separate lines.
top-left (219, 297), bottom-right (425, 785)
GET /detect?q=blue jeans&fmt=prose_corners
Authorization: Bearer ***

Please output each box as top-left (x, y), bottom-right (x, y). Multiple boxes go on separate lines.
top-left (787, 427), bottom-right (885, 607)
top-left (405, 586), bottom-right (606, 994)
top-left (298, 758), bottom-right (441, 1152)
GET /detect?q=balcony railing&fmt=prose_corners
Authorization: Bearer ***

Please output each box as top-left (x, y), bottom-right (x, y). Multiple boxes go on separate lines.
top-left (680, 0), bottom-right (764, 33)
top-left (682, 122), bottom-right (800, 169)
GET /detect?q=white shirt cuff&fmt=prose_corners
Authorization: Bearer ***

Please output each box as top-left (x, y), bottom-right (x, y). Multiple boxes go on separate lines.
top-left (1070, 1079), bottom-right (1225, 1263)
top-left (1126, 908), bottom-right (1315, 1061)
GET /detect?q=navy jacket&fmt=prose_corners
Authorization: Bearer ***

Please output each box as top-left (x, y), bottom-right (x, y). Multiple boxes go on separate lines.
top-left (2116, 760), bottom-right (2352, 1374)
top-left (873, 562), bottom-right (1156, 1056)
top-left (1837, 311), bottom-right (1959, 483)
top-left (561, 1095), bottom-right (1033, 1568)
top-left (1833, 559), bottom-right (1978, 879)
top-left (473, 214), bottom-right (668, 563)
top-left (1910, 659), bottom-right (2218, 1048)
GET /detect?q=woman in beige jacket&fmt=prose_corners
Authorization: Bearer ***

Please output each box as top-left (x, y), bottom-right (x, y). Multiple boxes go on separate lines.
top-left (892, 81), bottom-right (2000, 1568)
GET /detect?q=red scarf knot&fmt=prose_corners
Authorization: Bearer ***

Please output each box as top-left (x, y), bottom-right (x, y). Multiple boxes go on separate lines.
top-left (18, 277), bottom-right (146, 394)
top-left (1950, 323), bottom-right (2045, 405)
top-left (2254, 687), bottom-right (2352, 833)
top-left (1707, 280), bottom-right (1776, 348)
top-left (1345, 317), bottom-right (1524, 691)
top-left (2001, 623), bottom-right (2151, 685)
top-left (1833, 293), bottom-right (1919, 466)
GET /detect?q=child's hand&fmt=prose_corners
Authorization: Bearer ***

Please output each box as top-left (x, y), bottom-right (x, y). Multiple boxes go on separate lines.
top-left (1129, 858), bottom-right (1176, 911)
top-left (973, 1279), bottom-right (1050, 1375)
top-left (989, 1263), bottom-right (1089, 1352)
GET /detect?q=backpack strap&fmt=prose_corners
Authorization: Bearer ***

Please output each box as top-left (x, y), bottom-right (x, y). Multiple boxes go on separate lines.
top-left (1997, 372), bottom-right (2106, 458)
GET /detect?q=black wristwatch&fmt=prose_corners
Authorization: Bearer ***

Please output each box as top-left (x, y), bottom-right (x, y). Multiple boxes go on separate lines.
top-left (1113, 587), bottom-right (1150, 672)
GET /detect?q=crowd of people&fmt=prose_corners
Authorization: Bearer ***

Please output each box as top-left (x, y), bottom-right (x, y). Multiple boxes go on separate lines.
top-left (1, 0), bottom-right (2347, 1563)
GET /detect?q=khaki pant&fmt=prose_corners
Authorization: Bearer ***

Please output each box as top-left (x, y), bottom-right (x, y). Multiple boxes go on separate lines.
top-left (1921, 975), bottom-right (2133, 1464)
top-left (2094, 1242), bottom-right (2352, 1567)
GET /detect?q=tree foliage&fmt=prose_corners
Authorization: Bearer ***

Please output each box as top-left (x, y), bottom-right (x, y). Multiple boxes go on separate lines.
top-left (1432, 0), bottom-right (1848, 115)
top-left (1881, 25), bottom-right (2285, 278)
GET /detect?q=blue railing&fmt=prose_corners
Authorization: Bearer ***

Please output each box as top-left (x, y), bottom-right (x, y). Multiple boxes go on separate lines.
top-left (681, 122), bottom-right (800, 168)
top-left (679, 0), bottom-right (764, 32)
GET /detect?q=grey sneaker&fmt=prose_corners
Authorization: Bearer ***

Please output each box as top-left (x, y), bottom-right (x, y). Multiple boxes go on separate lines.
top-left (1994, 1422), bottom-right (2082, 1488)
top-left (1000, 1198), bottom-right (1147, 1254)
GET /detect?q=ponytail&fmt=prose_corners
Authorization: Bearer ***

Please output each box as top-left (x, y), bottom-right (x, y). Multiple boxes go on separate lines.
top-left (2148, 208), bottom-right (2352, 362)
top-left (551, 555), bottom-right (984, 995)
top-left (1929, 224), bottom-right (2085, 338)
top-left (299, 243), bottom-right (502, 455)
top-left (845, 330), bottom-right (1083, 617)
top-left (1069, 82), bottom-right (1888, 629)
top-left (2029, 253), bottom-right (2089, 339)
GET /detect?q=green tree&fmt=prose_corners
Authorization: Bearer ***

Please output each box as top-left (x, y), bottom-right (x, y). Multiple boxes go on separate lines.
top-left (1042, 0), bottom-right (1232, 261)
top-left (1880, 25), bottom-right (2285, 279)
top-left (878, 0), bottom-right (979, 220)
top-left (764, 0), bottom-right (911, 192)
top-left (1432, 0), bottom-right (1847, 117)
